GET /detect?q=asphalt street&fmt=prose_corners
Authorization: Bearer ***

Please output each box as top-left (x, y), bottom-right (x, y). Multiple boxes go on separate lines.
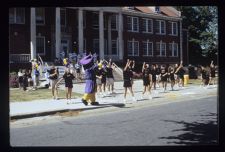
top-left (10, 95), bottom-right (218, 146)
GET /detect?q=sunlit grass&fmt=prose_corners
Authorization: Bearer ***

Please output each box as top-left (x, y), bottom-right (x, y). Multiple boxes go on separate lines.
top-left (10, 88), bottom-right (83, 102)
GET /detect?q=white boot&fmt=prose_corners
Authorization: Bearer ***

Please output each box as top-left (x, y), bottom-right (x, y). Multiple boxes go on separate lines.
top-left (132, 97), bottom-right (137, 102)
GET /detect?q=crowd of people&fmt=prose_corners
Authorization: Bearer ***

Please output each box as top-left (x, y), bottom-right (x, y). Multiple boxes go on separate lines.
top-left (16, 54), bottom-right (217, 105)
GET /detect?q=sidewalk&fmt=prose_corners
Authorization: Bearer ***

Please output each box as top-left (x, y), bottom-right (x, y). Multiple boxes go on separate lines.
top-left (10, 80), bottom-right (218, 120)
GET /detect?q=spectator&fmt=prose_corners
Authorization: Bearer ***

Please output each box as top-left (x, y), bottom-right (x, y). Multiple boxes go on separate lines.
top-left (48, 65), bottom-right (59, 99)
top-left (18, 69), bottom-right (23, 90)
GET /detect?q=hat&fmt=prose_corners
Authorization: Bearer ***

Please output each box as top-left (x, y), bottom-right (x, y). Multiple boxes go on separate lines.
top-left (79, 54), bottom-right (93, 65)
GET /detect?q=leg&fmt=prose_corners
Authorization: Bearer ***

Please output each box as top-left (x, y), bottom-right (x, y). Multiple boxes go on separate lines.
top-left (65, 87), bottom-right (69, 100)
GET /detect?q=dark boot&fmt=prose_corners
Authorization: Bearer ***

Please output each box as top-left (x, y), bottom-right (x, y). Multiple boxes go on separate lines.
top-left (81, 99), bottom-right (88, 106)
top-left (91, 102), bottom-right (99, 105)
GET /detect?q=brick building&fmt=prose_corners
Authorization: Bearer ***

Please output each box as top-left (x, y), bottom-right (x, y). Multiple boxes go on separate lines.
top-left (9, 7), bottom-right (188, 70)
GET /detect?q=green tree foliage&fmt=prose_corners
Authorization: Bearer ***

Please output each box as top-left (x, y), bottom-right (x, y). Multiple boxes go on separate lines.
top-left (176, 6), bottom-right (218, 65)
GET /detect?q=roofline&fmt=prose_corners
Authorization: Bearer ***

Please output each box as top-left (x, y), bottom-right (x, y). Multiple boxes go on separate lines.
top-left (66, 7), bottom-right (182, 21)
top-left (122, 9), bottom-right (182, 21)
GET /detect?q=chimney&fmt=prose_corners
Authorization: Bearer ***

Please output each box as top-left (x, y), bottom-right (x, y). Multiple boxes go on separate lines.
top-left (155, 6), bottom-right (160, 13)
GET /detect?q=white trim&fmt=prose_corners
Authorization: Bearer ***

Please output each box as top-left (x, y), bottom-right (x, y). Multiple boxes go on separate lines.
top-left (143, 40), bottom-right (153, 56)
top-left (156, 20), bottom-right (166, 35)
top-left (142, 18), bottom-right (153, 33)
top-left (36, 36), bottom-right (46, 55)
top-left (127, 39), bottom-right (139, 56)
top-left (168, 21), bottom-right (178, 36)
top-left (156, 41), bottom-right (166, 57)
top-left (127, 16), bottom-right (139, 32)
top-left (168, 42), bottom-right (178, 57)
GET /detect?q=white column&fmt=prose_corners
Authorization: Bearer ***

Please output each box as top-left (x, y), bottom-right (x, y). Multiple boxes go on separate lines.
top-left (108, 15), bottom-right (112, 55)
top-left (99, 10), bottom-right (104, 59)
top-left (78, 8), bottom-right (84, 54)
top-left (118, 12), bottom-right (123, 60)
top-left (30, 8), bottom-right (36, 60)
top-left (180, 20), bottom-right (183, 61)
top-left (55, 7), bottom-right (61, 59)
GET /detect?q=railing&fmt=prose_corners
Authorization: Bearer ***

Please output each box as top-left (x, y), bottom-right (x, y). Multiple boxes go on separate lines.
top-left (10, 54), bottom-right (31, 63)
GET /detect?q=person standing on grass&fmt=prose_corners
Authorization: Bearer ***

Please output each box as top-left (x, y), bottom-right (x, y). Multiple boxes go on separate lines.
top-left (22, 70), bottom-right (29, 91)
top-left (18, 69), bottom-right (23, 90)
top-left (141, 62), bottom-right (152, 100)
top-left (123, 60), bottom-right (137, 103)
top-left (48, 65), bottom-right (59, 99)
top-left (27, 69), bottom-right (32, 88)
top-left (160, 66), bottom-right (168, 92)
top-left (61, 68), bottom-right (75, 104)
top-left (209, 60), bottom-right (216, 86)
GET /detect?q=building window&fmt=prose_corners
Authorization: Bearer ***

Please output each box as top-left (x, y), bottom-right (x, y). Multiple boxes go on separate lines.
top-left (60, 8), bottom-right (66, 26)
top-left (143, 41), bottom-right (153, 56)
top-left (112, 40), bottom-right (118, 55)
top-left (156, 20), bottom-right (165, 35)
top-left (169, 22), bottom-right (178, 36)
top-left (92, 12), bottom-right (99, 29)
top-left (9, 8), bottom-right (25, 24)
top-left (93, 39), bottom-right (99, 53)
top-left (156, 41), bottom-right (166, 56)
top-left (128, 39), bottom-right (139, 56)
top-left (127, 16), bottom-right (139, 32)
top-left (169, 42), bottom-right (178, 57)
top-left (111, 14), bottom-right (117, 30)
top-left (36, 36), bottom-right (45, 55)
top-left (142, 18), bottom-right (153, 33)
top-left (36, 8), bottom-right (45, 25)
top-left (104, 39), bottom-right (107, 54)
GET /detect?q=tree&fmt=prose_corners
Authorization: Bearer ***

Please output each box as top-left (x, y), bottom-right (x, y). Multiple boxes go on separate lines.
top-left (176, 6), bottom-right (218, 65)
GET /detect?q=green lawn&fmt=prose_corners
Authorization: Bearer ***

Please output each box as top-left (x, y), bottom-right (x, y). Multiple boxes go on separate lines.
top-left (10, 88), bottom-right (83, 102)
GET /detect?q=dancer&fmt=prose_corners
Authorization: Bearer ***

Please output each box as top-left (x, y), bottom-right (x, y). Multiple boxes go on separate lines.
top-left (155, 64), bottom-right (161, 88)
top-left (150, 64), bottom-right (157, 90)
top-left (123, 60), bottom-right (137, 102)
top-left (79, 54), bottom-right (99, 105)
top-left (57, 68), bottom-right (75, 104)
top-left (168, 66), bottom-right (176, 91)
top-left (141, 62), bottom-right (152, 99)
top-left (160, 66), bottom-right (168, 92)
top-left (200, 65), bottom-right (207, 88)
top-left (101, 62), bottom-right (107, 95)
top-left (106, 59), bottom-right (115, 94)
top-left (175, 61), bottom-right (185, 88)
top-left (96, 62), bottom-right (104, 97)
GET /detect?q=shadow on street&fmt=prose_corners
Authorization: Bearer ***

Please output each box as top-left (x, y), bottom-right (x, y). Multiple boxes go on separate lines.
top-left (159, 112), bottom-right (218, 145)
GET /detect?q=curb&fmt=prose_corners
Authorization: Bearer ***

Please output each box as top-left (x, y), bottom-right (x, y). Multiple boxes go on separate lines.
top-left (10, 103), bottom-right (125, 120)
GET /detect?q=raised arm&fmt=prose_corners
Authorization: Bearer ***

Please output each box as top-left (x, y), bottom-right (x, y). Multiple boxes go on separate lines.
top-left (142, 62), bottom-right (145, 73)
top-left (124, 60), bottom-right (130, 71)
top-left (210, 60), bottom-right (214, 67)
top-left (132, 60), bottom-right (135, 69)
